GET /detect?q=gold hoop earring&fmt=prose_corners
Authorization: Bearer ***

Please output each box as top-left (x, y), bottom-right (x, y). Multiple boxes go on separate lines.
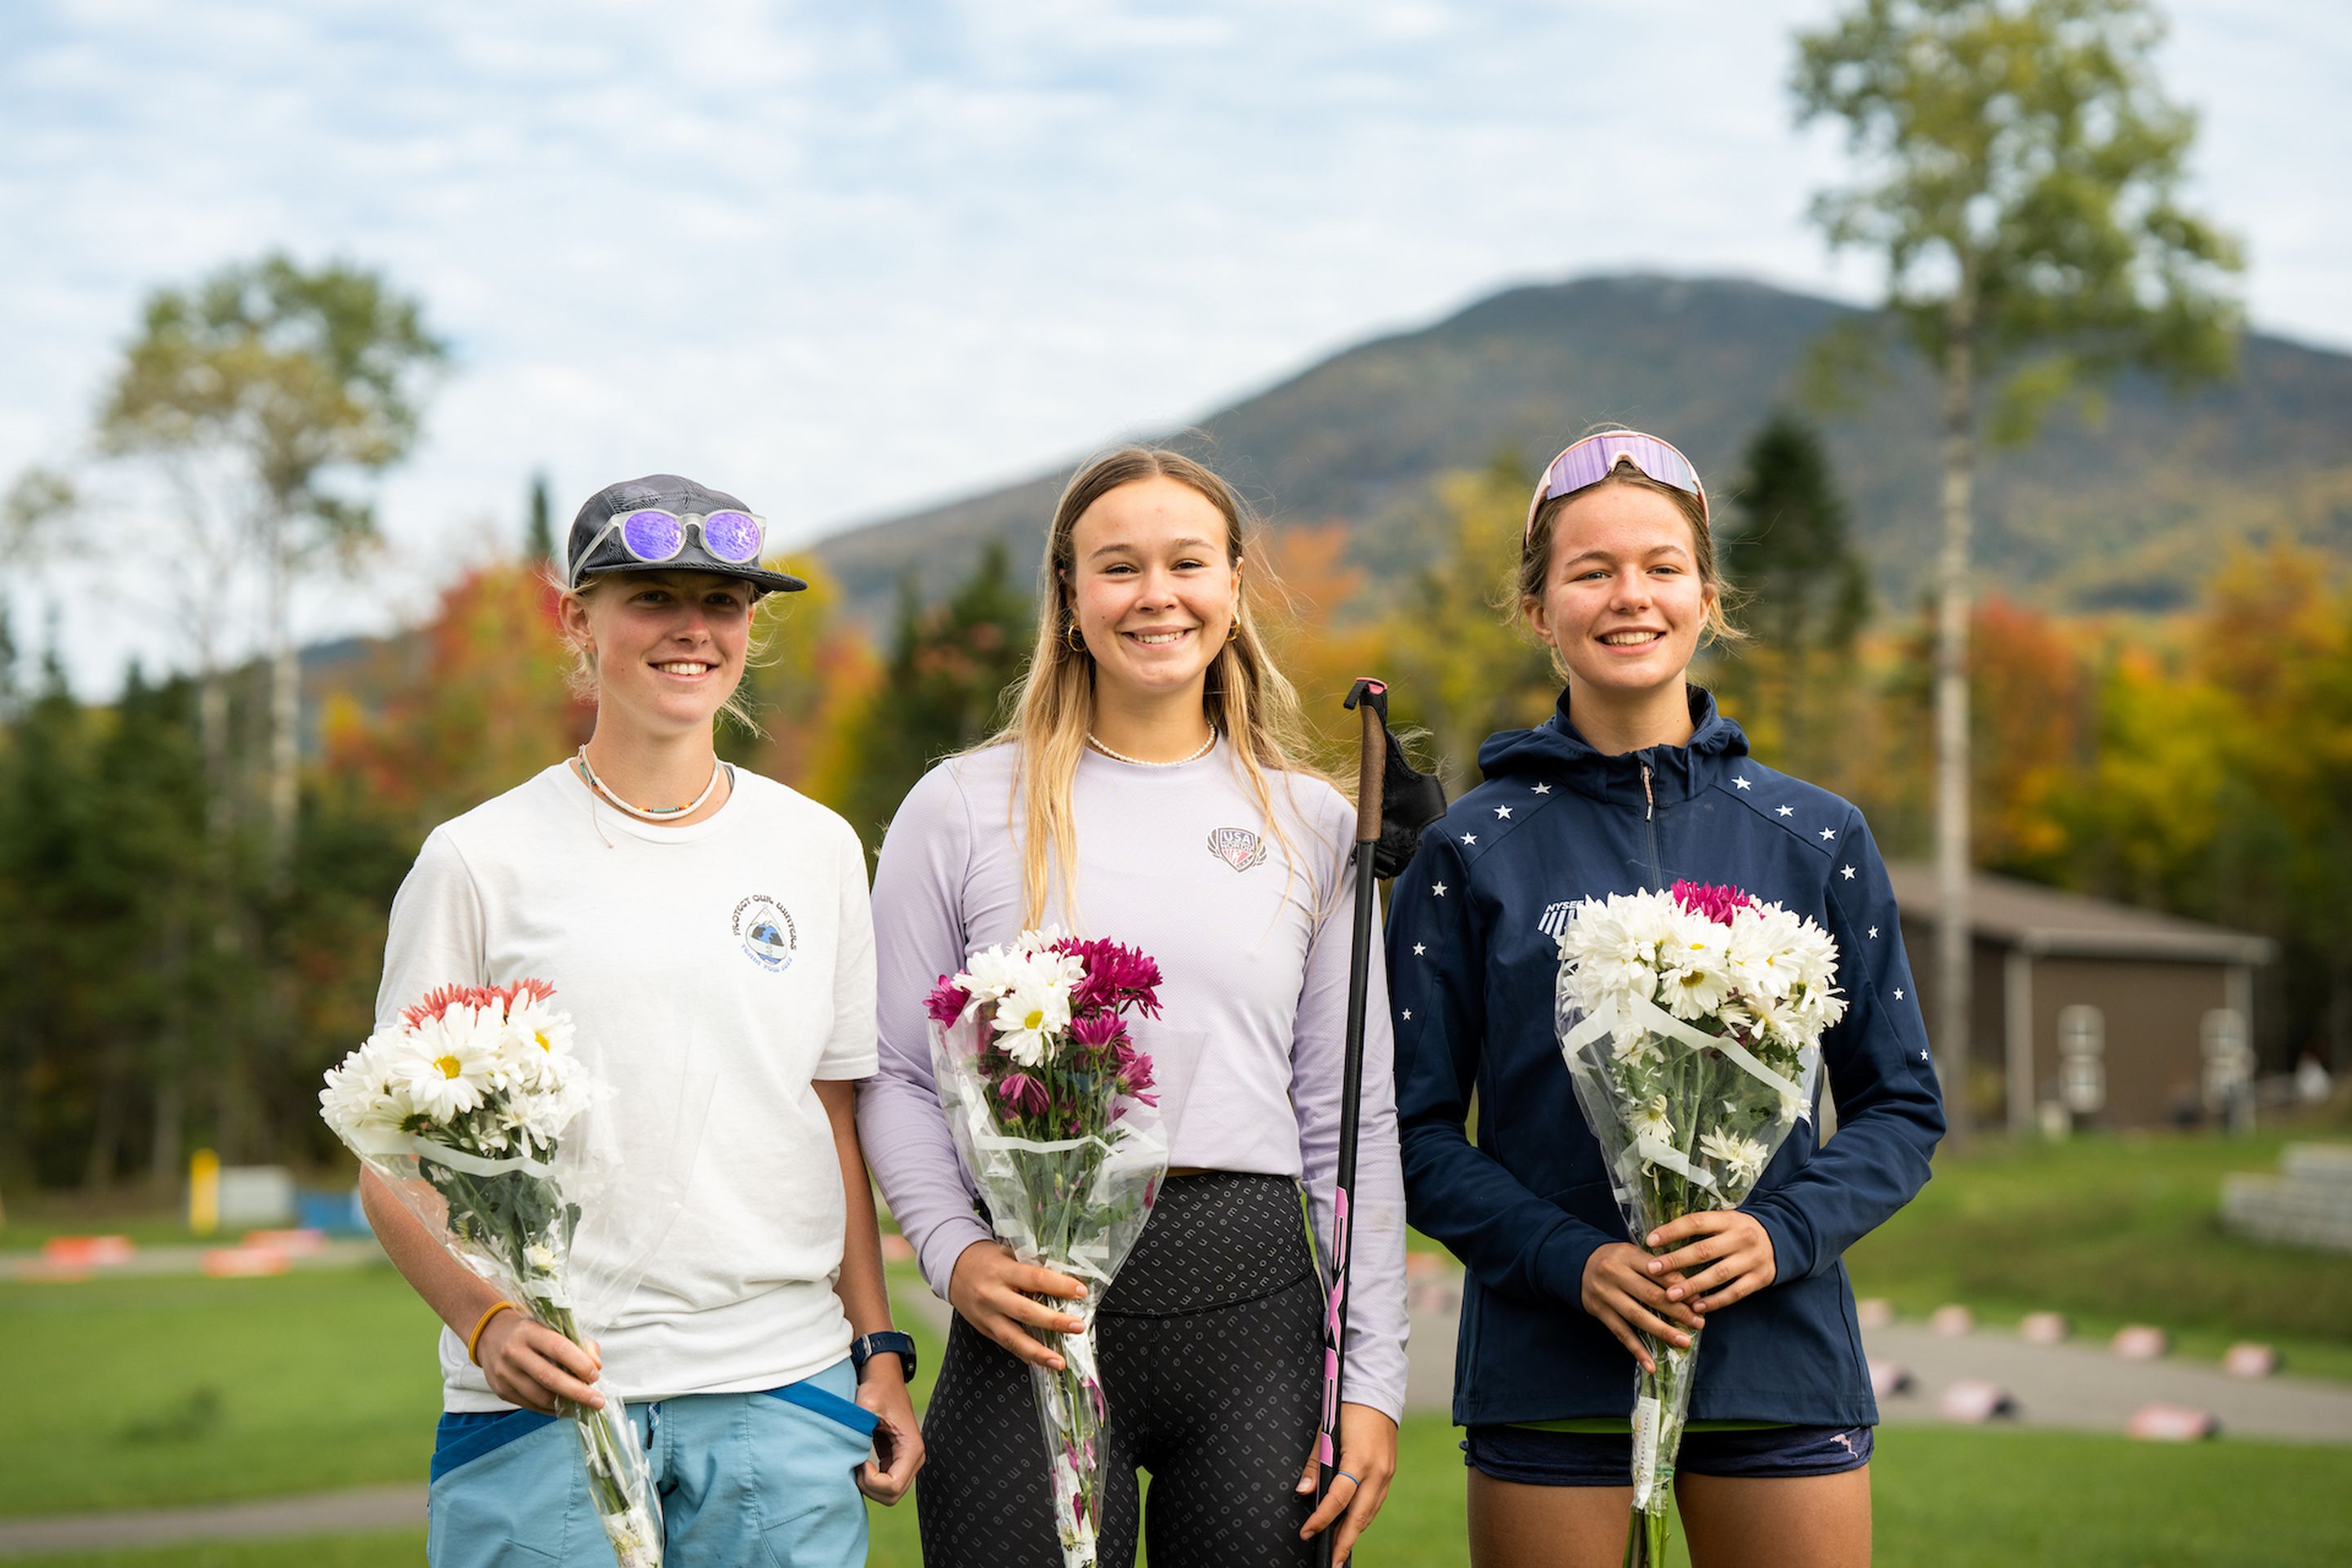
top-left (1066, 621), bottom-right (1087, 653)
top-left (1227, 620), bottom-right (1241, 644)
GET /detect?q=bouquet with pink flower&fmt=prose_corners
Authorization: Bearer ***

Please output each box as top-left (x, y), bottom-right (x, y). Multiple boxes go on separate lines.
top-left (1553, 882), bottom-right (1842, 1566)
top-left (925, 927), bottom-right (1174, 1568)
top-left (320, 981), bottom-right (682, 1568)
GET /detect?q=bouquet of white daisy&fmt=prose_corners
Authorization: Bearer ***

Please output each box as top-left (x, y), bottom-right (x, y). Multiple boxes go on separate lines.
top-left (319, 980), bottom-right (662, 1568)
top-left (925, 928), bottom-right (1174, 1568)
top-left (1553, 882), bottom-right (1842, 1567)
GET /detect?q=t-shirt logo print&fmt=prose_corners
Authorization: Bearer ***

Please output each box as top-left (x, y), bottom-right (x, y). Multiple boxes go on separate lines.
top-left (1207, 826), bottom-right (1268, 872)
top-left (732, 894), bottom-right (798, 973)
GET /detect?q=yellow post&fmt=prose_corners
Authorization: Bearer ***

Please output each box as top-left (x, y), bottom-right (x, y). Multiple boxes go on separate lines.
top-left (189, 1149), bottom-right (220, 1236)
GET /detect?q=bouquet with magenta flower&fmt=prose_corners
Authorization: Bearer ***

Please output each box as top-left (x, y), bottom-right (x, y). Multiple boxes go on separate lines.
top-left (925, 927), bottom-right (1173, 1568)
top-left (319, 980), bottom-right (667, 1568)
top-left (1553, 883), bottom-right (1843, 1567)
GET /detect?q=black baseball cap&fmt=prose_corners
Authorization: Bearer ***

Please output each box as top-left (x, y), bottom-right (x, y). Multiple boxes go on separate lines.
top-left (564, 474), bottom-right (808, 597)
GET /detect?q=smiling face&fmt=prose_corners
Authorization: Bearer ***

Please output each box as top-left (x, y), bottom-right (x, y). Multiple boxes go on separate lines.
top-left (559, 570), bottom-right (755, 738)
top-left (1523, 480), bottom-right (1715, 707)
top-left (1063, 474), bottom-right (1239, 705)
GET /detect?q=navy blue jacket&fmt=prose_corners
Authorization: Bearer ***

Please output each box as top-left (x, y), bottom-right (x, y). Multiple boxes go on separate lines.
top-left (1388, 688), bottom-right (1944, 1428)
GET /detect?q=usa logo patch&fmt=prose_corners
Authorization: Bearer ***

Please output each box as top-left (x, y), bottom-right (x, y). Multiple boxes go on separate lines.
top-left (1207, 826), bottom-right (1268, 872)
top-left (1538, 901), bottom-right (1577, 941)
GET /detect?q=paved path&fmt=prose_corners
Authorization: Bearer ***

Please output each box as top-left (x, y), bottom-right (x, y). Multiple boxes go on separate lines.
top-left (2, 1239), bottom-right (384, 1282)
top-left (916, 1271), bottom-right (2352, 1444)
top-left (1863, 1321), bottom-right (2352, 1443)
top-left (1398, 1278), bottom-right (2352, 1443)
top-left (0, 1486), bottom-right (417, 1558)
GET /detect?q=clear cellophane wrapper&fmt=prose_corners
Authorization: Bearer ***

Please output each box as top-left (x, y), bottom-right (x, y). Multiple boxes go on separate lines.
top-left (1555, 980), bottom-right (1821, 1566)
top-left (348, 1075), bottom-right (709, 1568)
top-left (929, 1017), bottom-right (1194, 1568)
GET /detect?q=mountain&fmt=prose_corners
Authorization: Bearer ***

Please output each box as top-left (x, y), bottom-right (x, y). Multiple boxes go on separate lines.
top-left (812, 274), bottom-right (2352, 621)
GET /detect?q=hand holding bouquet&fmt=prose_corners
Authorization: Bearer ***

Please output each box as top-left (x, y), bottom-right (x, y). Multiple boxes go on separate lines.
top-left (1553, 883), bottom-right (1843, 1567)
top-left (319, 981), bottom-right (662, 1568)
top-left (925, 929), bottom-right (1170, 1568)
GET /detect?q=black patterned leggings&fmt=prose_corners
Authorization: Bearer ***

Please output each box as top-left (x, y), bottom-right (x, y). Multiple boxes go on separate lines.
top-left (916, 1171), bottom-right (1325, 1568)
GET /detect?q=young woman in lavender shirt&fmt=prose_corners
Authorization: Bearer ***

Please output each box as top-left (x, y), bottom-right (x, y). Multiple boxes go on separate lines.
top-left (858, 446), bottom-right (1408, 1566)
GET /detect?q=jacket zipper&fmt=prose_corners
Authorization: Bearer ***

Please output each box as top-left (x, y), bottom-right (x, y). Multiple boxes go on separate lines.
top-left (1641, 762), bottom-right (1666, 890)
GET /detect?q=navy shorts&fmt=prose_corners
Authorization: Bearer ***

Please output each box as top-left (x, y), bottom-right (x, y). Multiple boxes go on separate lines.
top-left (1463, 1423), bottom-right (1873, 1486)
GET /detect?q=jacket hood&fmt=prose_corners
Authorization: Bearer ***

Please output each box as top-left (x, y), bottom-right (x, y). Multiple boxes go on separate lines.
top-left (1476, 684), bottom-right (1748, 807)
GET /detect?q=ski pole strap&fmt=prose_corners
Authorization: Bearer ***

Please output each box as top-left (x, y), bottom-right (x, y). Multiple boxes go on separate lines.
top-left (1560, 995), bottom-right (1803, 1104)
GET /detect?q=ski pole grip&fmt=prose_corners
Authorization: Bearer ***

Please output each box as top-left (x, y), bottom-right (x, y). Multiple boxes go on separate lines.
top-left (1347, 678), bottom-right (1387, 847)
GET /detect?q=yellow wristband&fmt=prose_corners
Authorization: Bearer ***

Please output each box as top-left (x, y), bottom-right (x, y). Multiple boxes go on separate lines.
top-left (466, 1300), bottom-right (517, 1365)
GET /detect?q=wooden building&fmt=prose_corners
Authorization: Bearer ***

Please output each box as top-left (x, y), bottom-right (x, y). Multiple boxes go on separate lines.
top-left (1884, 865), bottom-right (2277, 1134)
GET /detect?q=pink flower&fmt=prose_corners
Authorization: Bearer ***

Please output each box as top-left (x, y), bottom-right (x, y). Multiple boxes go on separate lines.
top-left (1670, 880), bottom-right (1755, 926)
top-left (994, 1071), bottom-right (1049, 1116)
top-left (1111, 1041), bottom-right (1156, 1098)
top-left (1070, 1013), bottom-right (1125, 1051)
top-left (1057, 937), bottom-right (1164, 1018)
top-left (924, 975), bottom-right (972, 1026)
top-left (401, 981), bottom-right (546, 1027)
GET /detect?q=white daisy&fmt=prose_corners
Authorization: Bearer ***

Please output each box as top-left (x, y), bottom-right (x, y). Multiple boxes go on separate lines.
top-left (391, 1011), bottom-right (503, 1122)
top-left (992, 978), bottom-right (1073, 1067)
top-left (1698, 1129), bottom-right (1770, 1188)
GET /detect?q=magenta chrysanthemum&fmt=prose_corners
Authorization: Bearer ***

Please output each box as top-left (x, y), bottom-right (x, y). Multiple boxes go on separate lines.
top-left (923, 974), bottom-right (972, 1026)
top-left (1069, 1012), bottom-right (1126, 1050)
top-left (995, 1071), bottom-right (1049, 1116)
top-left (1056, 936), bottom-right (1163, 1018)
top-left (1670, 880), bottom-right (1755, 926)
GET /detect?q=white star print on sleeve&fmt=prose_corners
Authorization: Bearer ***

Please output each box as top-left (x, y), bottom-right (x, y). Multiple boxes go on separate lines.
top-left (1431, 882), bottom-right (1447, 898)
top-left (1820, 827), bottom-right (1838, 841)
top-left (1460, 834), bottom-right (1477, 845)
top-left (1494, 805), bottom-right (1512, 819)
top-left (1413, 942), bottom-right (1427, 956)
top-left (1893, 987), bottom-right (1904, 1000)
top-left (1733, 777), bottom-right (1752, 790)
top-left (1869, 926), bottom-right (1879, 938)
top-left (1401, 1009), bottom-right (1411, 1021)
top-left (1532, 783), bottom-right (1552, 794)
top-left (1777, 805), bottom-right (1794, 817)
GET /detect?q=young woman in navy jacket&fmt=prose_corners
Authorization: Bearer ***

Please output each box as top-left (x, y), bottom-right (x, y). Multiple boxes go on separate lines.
top-left (1387, 430), bottom-right (1944, 1568)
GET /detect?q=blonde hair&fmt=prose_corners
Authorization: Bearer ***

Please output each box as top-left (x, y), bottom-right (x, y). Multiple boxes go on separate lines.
top-left (551, 569), bottom-right (784, 737)
top-left (1517, 448), bottom-right (1746, 658)
top-left (978, 445), bottom-right (1334, 929)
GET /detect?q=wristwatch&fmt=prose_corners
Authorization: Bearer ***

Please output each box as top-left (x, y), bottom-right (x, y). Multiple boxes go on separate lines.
top-left (850, 1330), bottom-right (918, 1383)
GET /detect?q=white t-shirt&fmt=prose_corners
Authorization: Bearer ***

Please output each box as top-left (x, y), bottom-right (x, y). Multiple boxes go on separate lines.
top-left (376, 761), bottom-right (878, 1410)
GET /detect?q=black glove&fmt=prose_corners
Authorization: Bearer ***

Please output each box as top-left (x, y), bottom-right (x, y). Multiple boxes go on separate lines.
top-left (1343, 680), bottom-right (1449, 879)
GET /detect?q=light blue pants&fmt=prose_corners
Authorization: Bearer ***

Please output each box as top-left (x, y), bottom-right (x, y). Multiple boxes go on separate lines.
top-left (425, 1359), bottom-right (873, 1567)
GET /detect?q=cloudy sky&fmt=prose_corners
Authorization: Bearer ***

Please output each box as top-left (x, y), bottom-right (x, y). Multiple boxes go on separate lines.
top-left (4, 0), bottom-right (2347, 692)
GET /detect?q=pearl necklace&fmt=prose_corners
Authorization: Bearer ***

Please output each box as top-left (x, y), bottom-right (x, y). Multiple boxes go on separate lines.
top-left (573, 746), bottom-right (725, 822)
top-left (1085, 730), bottom-right (1217, 768)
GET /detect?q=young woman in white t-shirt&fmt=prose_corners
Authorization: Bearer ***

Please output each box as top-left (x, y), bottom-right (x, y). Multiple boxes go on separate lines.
top-left (860, 447), bottom-right (1408, 1566)
top-left (363, 474), bottom-right (923, 1568)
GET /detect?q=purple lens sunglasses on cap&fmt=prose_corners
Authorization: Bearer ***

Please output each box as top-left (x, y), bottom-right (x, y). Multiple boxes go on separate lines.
top-left (1524, 430), bottom-right (1708, 540)
top-left (568, 507), bottom-right (767, 588)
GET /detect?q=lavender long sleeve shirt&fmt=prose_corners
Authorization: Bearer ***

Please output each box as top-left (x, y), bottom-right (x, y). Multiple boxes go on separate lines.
top-left (857, 739), bottom-right (1409, 1422)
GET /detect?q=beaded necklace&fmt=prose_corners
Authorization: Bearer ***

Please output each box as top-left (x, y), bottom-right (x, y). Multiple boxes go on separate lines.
top-left (572, 746), bottom-right (725, 822)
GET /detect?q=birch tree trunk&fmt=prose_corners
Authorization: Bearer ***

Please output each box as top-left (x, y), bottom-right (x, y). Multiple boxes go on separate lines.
top-left (1935, 292), bottom-right (1978, 1143)
top-left (265, 511), bottom-right (298, 884)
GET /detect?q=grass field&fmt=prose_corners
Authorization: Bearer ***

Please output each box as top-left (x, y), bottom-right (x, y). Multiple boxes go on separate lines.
top-left (9, 1124), bottom-right (2352, 1561)
top-left (1843, 1125), bottom-right (2352, 1380)
top-left (10, 1425), bottom-right (2351, 1566)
